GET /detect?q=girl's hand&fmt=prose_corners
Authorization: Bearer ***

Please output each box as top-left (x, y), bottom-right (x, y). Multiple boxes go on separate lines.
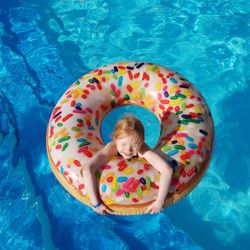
top-left (145, 200), bottom-right (164, 214)
top-left (92, 203), bottom-right (114, 215)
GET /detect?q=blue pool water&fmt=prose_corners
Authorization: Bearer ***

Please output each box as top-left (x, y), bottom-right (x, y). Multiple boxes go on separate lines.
top-left (0, 0), bottom-right (249, 249)
top-left (100, 105), bottom-right (161, 148)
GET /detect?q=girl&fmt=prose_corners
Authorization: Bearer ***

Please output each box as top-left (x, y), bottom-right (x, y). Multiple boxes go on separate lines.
top-left (81, 116), bottom-right (173, 215)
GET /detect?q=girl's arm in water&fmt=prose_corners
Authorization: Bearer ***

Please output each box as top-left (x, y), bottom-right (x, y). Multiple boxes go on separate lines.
top-left (81, 141), bottom-right (117, 215)
top-left (139, 143), bottom-right (173, 214)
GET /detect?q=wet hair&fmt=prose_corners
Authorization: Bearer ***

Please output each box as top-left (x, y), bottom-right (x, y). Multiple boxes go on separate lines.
top-left (113, 116), bottom-right (144, 147)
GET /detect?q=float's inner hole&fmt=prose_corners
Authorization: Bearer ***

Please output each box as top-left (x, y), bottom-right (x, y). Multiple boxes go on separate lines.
top-left (100, 105), bottom-right (161, 149)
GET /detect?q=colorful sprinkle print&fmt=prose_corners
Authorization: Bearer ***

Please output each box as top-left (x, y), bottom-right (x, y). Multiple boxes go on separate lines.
top-left (47, 62), bottom-right (214, 212)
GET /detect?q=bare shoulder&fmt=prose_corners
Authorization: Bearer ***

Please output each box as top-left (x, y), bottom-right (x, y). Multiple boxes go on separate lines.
top-left (138, 143), bottom-right (151, 157)
top-left (83, 141), bottom-right (117, 171)
top-left (102, 141), bottom-right (117, 156)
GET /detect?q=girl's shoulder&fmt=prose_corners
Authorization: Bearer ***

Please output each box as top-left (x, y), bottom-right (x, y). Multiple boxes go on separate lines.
top-left (138, 143), bottom-right (150, 157)
top-left (104, 141), bottom-right (117, 155)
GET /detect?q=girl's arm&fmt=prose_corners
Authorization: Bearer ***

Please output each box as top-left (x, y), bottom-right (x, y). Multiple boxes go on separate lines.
top-left (81, 141), bottom-right (117, 214)
top-left (139, 143), bottom-right (173, 214)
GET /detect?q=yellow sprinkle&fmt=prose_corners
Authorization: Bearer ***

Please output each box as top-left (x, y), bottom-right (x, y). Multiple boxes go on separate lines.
top-left (131, 80), bottom-right (140, 89)
top-left (144, 101), bottom-right (150, 108)
top-left (178, 125), bottom-right (186, 131)
top-left (68, 157), bottom-right (74, 164)
top-left (61, 98), bottom-right (69, 104)
top-left (73, 92), bottom-right (79, 99)
top-left (74, 131), bottom-right (83, 139)
top-left (170, 99), bottom-right (183, 106)
top-left (77, 88), bottom-right (83, 95)
top-left (131, 92), bottom-right (139, 99)
top-left (104, 196), bottom-right (113, 205)
top-left (146, 65), bottom-right (151, 71)
top-left (143, 190), bottom-right (150, 195)
top-left (117, 69), bottom-right (127, 75)
top-left (128, 158), bottom-right (137, 163)
top-left (111, 176), bottom-right (117, 191)
top-left (182, 90), bottom-right (192, 96)
top-left (169, 87), bottom-right (176, 95)
top-left (176, 138), bottom-right (184, 145)
top-left (81, 76), bottom-right (89, 81)
top-left (54, 128), bottom-right (67, 139)
top-left (156, 81), bottom-right (161, 91)
top-left (194, 106), bottom-right (202, 113)
top-left (123, 167), bottom-right (134, 175)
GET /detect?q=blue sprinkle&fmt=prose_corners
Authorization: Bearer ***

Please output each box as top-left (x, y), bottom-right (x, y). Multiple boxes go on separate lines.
top-left (140, 178), bottom-right (146, 185)
top-left (75, 106), bottom-right (82, 110)
top-left (181, 114), bottom-right (192, 119)
top-left (95, 118), bottom-right (99, 126)
top-left (111, 69), bottom-right (115, 74)
top-left (77, 138), bottom-right (87, 142)
top-left (199, 129), bottom-right (208, 136)
top-left (75, 102), bottom-right (82, 107)
top-left (114, 66), bottom-right (118, 72)
top-left (172, 140), bottom-right (178, 144)
top-left (186, 136), bottom-right (194, 142)
top-left (60, 165), bottom-right (64, 174)
top-left (167, 149), bottom-right (179, 156)
top-left (164, 91), bottom-right (169, 98)
top-left (188, 143), bottom-right (197, 149)
top-left (136, 63), bottom-right (144, 69)
top-left (127, 66), bottom-right (134, 70)
top-left (170, 77), bottom-right (177, 83)
top-left (180, 84), bottom-right (189, 88)
top-left (118, 76), bottom-right (123, 87)
top-left (93, 77), bottom-right (100, 83)
top-left (167, 159), bottom-right (178, 168)
top-left (88, 126), bottom-right (95, 130)
top-left (117, 176), bottom-right (128, 183)
top-left (101, 184), bottom-right (107, 192)
top-left (53, 111), bottom-right (62, 119)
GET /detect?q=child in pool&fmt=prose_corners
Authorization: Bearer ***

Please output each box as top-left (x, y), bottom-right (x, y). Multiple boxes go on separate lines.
top-left (81, 116), bottom-right (173, 215)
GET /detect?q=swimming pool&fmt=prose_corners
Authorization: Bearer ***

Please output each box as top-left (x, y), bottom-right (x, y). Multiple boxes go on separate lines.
top-left (0, 0), bottom-right (249, 249)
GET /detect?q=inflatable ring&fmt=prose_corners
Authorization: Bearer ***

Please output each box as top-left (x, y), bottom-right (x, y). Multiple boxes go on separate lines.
top-left (46, 62), bottom-right (214, 215)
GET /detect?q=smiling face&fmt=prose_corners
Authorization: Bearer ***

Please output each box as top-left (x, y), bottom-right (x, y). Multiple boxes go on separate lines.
top-left (115, 134), bottom-right (141, 159)
top-left (113, 116), bottom-right (145, 160)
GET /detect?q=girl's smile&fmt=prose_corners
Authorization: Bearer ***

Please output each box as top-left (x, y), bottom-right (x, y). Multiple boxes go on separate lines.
top-left (115, 135), bottom-right (140, 159)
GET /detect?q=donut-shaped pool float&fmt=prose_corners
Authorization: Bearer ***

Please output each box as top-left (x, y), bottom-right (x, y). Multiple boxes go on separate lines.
top-left (46, 62), bottom-right (214, 215)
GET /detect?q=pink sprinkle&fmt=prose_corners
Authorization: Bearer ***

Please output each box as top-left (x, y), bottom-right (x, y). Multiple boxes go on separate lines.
top-left (116, 189), bottom-right (125, 196)
top-left (122, 177), bottom-right (135, 190)
top-left (56, 161), bottom-right (61, 168)
top-left (101, 164), bottom-right (112, 169)
top-left (73, 109), bottom-right (86, 114)
top-left (115, 89), bottom-right (121, 97)
top-left (187, 150), bottom-right (195, 155)
top-left (176, 133), bottom-right (188, 137)
top-left (86, 107), bottom-right (93, 113)
top-left (78, 146), bottom-right (89, 153)
top-left (111, 83), bottom-right (116, 91)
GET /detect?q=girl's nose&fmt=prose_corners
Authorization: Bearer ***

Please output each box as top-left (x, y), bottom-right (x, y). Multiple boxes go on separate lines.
top-left (126, 146), bottom-right (133, 152)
